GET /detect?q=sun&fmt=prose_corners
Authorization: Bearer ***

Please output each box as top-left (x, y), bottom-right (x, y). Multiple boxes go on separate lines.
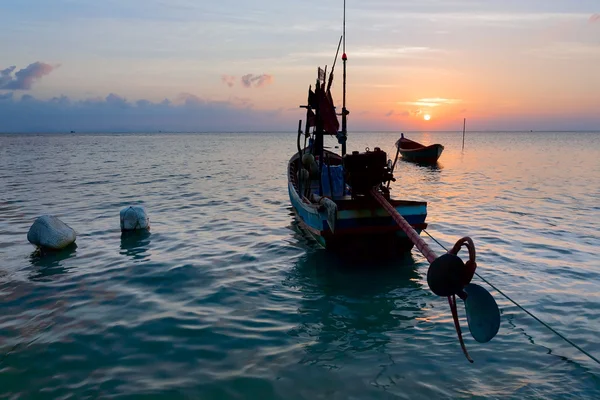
top-left (424, 114), bottom-right (431, 121)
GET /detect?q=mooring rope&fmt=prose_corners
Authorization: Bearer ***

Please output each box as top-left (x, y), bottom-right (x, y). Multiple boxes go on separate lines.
top-left (423, 229), bottom-right (600, 366)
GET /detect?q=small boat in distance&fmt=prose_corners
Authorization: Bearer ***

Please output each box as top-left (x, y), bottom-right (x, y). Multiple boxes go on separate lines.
top-left (396, 134), bottom-right (444, 164)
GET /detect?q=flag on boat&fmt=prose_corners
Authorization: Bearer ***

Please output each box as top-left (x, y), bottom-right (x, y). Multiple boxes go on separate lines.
top-left (319, 89), bottom-right (339, 135)
top-left (318, 67), bottom-right (326, 83)
top-left (306, 108), bottom-right (316, 128)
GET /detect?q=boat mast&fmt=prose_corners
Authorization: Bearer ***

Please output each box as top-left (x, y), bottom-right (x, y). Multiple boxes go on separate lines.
top-left (341, 0), bottom-right (348, 156)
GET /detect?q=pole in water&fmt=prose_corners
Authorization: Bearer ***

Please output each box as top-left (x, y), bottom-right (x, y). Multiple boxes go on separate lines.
top-left (462, 118), bottom-right (466, 151)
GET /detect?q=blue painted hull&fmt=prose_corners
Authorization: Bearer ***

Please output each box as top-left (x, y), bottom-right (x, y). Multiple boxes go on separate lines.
top-left (288, 151), bottom-right (428, 253)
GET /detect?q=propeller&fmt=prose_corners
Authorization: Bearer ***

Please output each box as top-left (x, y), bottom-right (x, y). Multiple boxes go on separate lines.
top-left (426, 237), bottom-right (501, 361)
top-left (463, 283), bottom-right (500, 343)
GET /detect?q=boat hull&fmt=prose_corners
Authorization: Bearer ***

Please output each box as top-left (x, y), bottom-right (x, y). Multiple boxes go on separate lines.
top-left (399, 145), bottom-right (444, 163)
top-left (396, 137), bottom-right (444, 164)
top-left (288, 150), bottom-right (428, 254)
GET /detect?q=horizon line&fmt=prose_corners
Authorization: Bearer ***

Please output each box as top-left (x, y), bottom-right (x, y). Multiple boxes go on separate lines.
top-left (1, 129), bottom-right (599, 134)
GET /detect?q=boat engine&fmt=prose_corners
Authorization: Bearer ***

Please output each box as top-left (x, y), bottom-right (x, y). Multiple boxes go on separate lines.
top-left (343, 147), bottom-right (394, 196)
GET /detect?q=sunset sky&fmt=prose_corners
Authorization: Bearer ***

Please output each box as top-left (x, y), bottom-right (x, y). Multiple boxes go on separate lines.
top-left (1, 0), bottom-right (599, 132)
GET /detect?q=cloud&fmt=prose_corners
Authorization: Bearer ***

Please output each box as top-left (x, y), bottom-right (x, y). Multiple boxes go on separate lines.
top-left (0, 62), bottom-right (58, 90)
top-left (290, 46), bottom-right (442, 62)
top-left (219, 73), bottom-right (273, 88)
top-left (590, 14), bottom-right (600, 24)
top-left (356, 10), bottom-right (590, 26)
top-left (241, 73), bottom-right (273, 88)
top-left (352, 46), bottom-right (443, 59)
top-left (174, 92), bottom-right (202, 104)
top-left (105, 93), bottom-right (129, 107)
top-left (1, 91), bottom-right (598, 132)
top-left (398, 98), bottom-right (462, 107)
top-left (529, 42), bottom-right (600, 59)
top-left (385, 110), bottom-right (409, 118)
top-left (0, 92), bottom-right (290, 133)
top-left (221, 74), bottom-right (236, 87)
top-left (229, 96), bottom-right (252, 108)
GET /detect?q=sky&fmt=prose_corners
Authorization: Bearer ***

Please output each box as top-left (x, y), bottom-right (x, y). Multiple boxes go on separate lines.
top-left (1, 0), bottom-right (599, 132)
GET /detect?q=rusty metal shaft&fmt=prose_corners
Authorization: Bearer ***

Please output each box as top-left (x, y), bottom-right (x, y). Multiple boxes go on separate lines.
top-left (370, 188), bottom-right (438, 263)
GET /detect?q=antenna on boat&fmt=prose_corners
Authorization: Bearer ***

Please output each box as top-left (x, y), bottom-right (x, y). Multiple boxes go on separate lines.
top-left (326, 36), bottom-right (343, 93)
top-left (341, 0), bottom-right (348, 156)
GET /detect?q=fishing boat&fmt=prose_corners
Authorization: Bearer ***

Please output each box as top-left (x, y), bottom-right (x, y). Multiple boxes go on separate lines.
top-left (395, 134), bottom-right (444, 164)
top-left (287, 13), bottom-right (428, 254)
top-left (287, 1), bottom-right (501, 362)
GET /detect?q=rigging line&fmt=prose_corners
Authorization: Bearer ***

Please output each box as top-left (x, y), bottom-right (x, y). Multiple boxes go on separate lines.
top-left (422, 228), bottom-right (600, 366)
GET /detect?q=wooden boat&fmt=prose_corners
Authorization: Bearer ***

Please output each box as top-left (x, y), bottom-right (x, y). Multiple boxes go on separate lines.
top-left (287, 149), bottom-right (428, 253)
top-left (287, 13), bottom-right (428, 254)
top-left (395, 135), bottom-right (444, 164)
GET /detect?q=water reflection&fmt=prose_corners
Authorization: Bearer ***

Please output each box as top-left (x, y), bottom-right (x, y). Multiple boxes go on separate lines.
top-left (285, 248), bottom-right (426, 367)
top-left (119, 230), bottom-right (151, 261)
top-left (287, 220), bottom-right (421, 262)
top-left (28, 244), bottom-right (77, 281)
top-left (399, 159), bottom-right (443, 185)
top-left (400, 158), bottom-right (444, 171)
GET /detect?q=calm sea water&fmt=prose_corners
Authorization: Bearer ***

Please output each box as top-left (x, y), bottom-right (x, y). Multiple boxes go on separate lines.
top-left (1, 131), bottom-right (599, 399)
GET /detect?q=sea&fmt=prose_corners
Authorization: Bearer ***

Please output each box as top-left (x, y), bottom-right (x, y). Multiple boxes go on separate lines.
top-left (0, 131), bottom-right (599, 399)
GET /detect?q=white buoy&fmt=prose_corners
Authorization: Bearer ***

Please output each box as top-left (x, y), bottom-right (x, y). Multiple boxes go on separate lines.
top-left (120, 206), bottom-right (150, 232)
top-left (27, 215), bottom-right (77, 250)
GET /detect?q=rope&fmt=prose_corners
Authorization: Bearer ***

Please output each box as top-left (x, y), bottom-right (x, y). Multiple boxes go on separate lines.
top-left (423, 229), bottom-right (600, 366)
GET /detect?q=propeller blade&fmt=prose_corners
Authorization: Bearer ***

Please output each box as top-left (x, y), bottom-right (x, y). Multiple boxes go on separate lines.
top-left (463, 283), bottom-right (500, 343)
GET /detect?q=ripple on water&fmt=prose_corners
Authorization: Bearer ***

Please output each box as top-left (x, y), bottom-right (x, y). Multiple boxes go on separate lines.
top-left (0, 132), bottom-right (599, 398)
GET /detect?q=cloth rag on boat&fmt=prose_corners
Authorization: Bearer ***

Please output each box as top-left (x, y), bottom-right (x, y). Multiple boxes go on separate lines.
top-left (311, 193), bottom-right (337, 233)
top-left (320, 164), bottom-right (345, 198)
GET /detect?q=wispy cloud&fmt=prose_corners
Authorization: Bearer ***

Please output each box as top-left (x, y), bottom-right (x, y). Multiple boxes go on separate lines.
top-left (356, 10), bottom-right (591, 26)
top-left (220, 73), bottom-right (274, 88)
top-left (221, 74), bottom-right (236, 87)
top-left (385, 110), bottom-right (409, 118)
top-left (529, 42), bottom-right (600, 59)
top-left (352, 47), bottom-right (443, 59)
top-left (241, 73), bottom-right (273, 88)
top-left (0, 62), bottom-right (58, 90)
top-left (398, 98), bottom-right (462, 107)
top-left (291, 46), bottom-right (443, 61)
